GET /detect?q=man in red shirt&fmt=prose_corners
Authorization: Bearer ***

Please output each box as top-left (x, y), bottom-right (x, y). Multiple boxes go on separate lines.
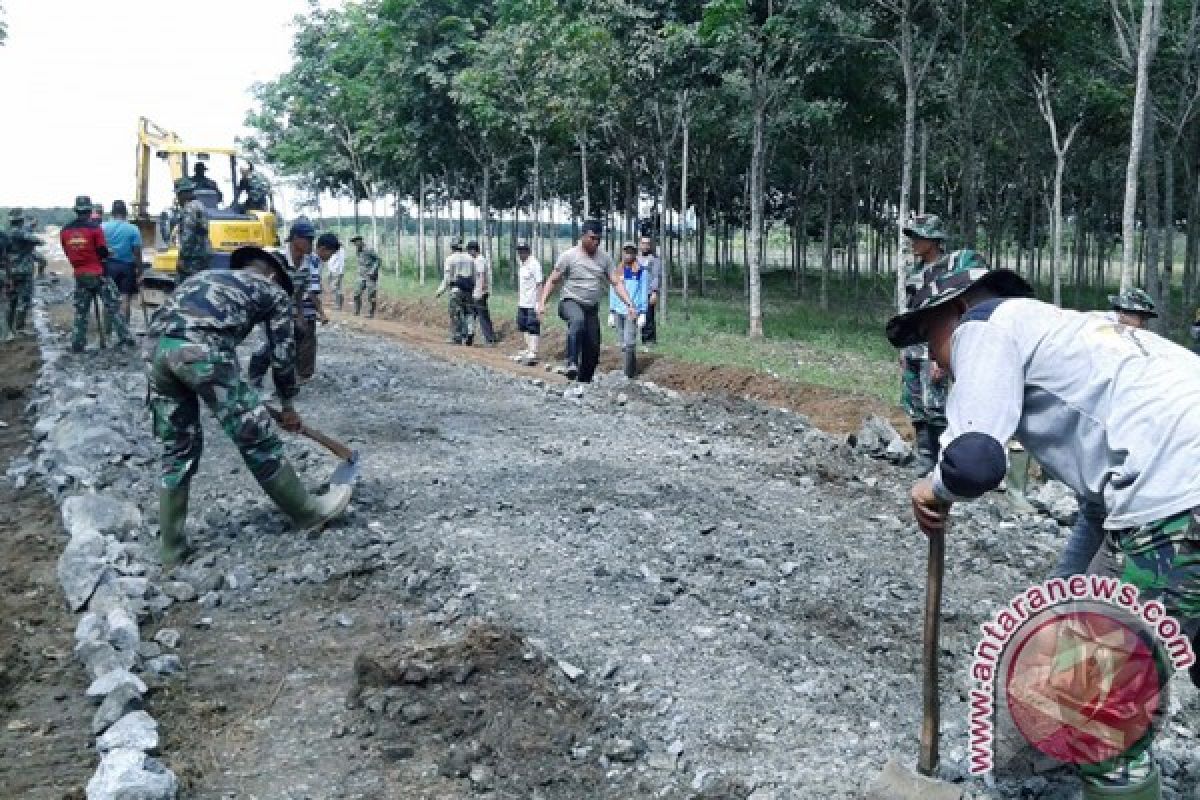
top-left (60, 195), bottom-right (133, 352)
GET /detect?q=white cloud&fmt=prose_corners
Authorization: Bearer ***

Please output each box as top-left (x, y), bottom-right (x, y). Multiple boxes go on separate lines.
top-left (0, 0), bottom-right (324, 213)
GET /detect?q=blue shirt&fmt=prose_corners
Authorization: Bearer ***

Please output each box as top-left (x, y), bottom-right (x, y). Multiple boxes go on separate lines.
top-left (101, 220), bottom-right (142, 264)
top-left (609, 263), bottom-right (650, 315)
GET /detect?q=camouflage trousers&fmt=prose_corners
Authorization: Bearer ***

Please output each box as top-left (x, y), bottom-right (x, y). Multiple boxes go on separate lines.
top-left (4, 272), bottom-right (33, 333)
top-left (447, 287), bottom-right (474, 343)
top-left (72, 274), bottom-right (132, 351)
top-left (329, 273), bottom-right (345, 311)
top-left (149, 337), bottom-right (283, 490)
top-left (1075, 508), bottom-right (1200, 788)
top-left (354, 276), bottom-right (377, 316)
top-left (900, 344), bottom-right (948, 426)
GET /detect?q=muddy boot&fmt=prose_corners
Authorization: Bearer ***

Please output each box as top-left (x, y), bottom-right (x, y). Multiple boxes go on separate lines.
top-left (158, 485), bottom-right (194, 570)
top-left (912, 422), bottom-right (936, 476)
top-left (259, 464), bottom-right (353, 533)
top-left (1082, 765), bottom-right (1161, 800)
top-left (1006, 446), bottom-right (1036, 513)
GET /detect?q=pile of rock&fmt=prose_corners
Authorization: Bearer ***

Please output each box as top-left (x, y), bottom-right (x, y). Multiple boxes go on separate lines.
top-left (28, 291), bottom-right (181, 800)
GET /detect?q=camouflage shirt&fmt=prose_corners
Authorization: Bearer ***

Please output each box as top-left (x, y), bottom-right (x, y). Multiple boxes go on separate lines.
top-left (6, 229), bottom-right (44, 275)
top-left (358, 248), bottom-right (381, 281)
top-left (239, 172), bottom-right (270, 208)
top-left (177, 199), bottom-right (210, 271)
top-left (149, 269), bottom-right (298, 401)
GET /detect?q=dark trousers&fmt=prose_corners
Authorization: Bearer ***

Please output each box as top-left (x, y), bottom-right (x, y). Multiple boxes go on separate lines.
top-left (642, 303), bottom-right (657, 343)
top-left (248, 317), bottom-right (315, 385)
top-left (473, 293), bottom-right (497, 343)
top-left (558, 299), bottom-right (600, 383)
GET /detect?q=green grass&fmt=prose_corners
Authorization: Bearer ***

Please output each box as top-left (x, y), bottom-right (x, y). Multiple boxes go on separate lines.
top-left (346, 261), bottom-right (902, 403)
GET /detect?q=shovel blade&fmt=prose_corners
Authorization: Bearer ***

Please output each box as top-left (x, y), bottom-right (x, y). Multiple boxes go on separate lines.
top-left (329, 449), bottom-right (361, 485)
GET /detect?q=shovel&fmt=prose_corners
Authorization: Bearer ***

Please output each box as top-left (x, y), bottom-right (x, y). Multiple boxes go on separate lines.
top-left (265, 406), bottom-right (361, 485)
top-left (866, 529), bottom-right (962, 800)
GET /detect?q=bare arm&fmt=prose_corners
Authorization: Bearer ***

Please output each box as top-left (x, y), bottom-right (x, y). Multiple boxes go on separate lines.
top-left (537, 268), bottom-right (564, 315)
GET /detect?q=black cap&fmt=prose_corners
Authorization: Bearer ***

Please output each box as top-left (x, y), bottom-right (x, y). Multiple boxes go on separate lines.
top-left (230, 246), bottom-right (294, 296)
top-left (317, 232), bottom-right (341, 251)
top-left (467, 240), bottom-right (480, 250)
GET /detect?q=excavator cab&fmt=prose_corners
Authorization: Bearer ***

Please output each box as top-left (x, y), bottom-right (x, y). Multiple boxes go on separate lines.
top-left (132, 118), bottom-right (280, 298)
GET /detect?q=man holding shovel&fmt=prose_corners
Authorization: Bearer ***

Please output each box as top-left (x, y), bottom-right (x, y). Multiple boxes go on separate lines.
top-left (887, 256), bottom-right (1199, 800)
top-left (147, 246), bottom-right (352, 569)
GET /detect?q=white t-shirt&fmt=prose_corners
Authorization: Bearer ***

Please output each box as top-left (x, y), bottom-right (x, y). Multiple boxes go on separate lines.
top-left (325, 249), bottom-right (345, 276)
top-left (517, 255), bottom-right (544, 308)
top-left (473, 254), bottom-right (493, 295)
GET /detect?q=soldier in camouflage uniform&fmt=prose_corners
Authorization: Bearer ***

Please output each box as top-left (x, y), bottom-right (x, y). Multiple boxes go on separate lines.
top-left (3, 208), bottom-right (43, 337)
top-left (235, 162), bottom-right (271, 212)
top-left (59, 195), bottom-right (135, 351)
top-left (900, 215), bottom-right (951, 475)
top-left (436, 239), bottom-right (477, 344)
top-left (0, 224), bottom-right (10, 341)
top-left (890, 256), bottom-right (1199, 800)
top-left (173, 178), bottom-right (211, 285)
top-left (147, 246), bottom-right (352, 568)
top-left (350, 235), bottom-right (380, 318)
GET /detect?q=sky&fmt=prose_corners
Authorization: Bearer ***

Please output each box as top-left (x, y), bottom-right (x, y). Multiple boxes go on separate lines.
top-left (0, 0), bottom-right (322, 214)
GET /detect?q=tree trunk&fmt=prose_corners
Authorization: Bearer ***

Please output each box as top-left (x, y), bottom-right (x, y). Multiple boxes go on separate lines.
top-left (393, 193), bottom-right (402, 277)
top-left (1143, 109), bottom-right (1162, 329)
top-left (1163, 146), bottom-right (1176, 332)
top-left (680, 114), bottom-right (690, 316)
top-left (918, 122), bottom-right (928, 215)
top-left (418, 173), bottom-right (427, 284)
top-left (748, 82), bottom-right (766, 338)
top-left (659, 155), bottom-right (670, 321)
top-left (481, 164), bottom-right (492, 279)
top-left (1119, 0), bottom-right (1162, 292)
top-left (578, 133), bottom-right (590, 219)
top-left (531, 141), bottom-right (543, 263)
top-left (896, 0), bottom-right (918, 311)
top-left (821, 162), bottom-right (834, 311)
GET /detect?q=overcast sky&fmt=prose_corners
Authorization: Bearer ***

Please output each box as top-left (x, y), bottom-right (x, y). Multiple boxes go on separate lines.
top-left (0, 0), bottom-right (321, 213)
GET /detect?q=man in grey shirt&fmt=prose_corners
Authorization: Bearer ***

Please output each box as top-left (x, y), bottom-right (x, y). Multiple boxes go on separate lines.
top-left (538, 220), bottom-right (638, 383)
top-left (888, 258), bottom-right (1199, 799)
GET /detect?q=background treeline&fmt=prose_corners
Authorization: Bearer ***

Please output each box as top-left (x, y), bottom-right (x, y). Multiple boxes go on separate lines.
top-left (243, 0), bottom-right (1200, 336)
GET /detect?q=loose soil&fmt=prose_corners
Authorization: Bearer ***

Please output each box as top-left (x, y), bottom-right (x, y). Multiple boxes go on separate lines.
top-left (0, 337), bottom-right (93, 799)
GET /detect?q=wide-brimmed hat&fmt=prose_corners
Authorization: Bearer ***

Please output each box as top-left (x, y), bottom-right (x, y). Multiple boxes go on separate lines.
top-left (902, 214), bottom-right (948, 241)
top-left (885, 251), bottom-right (1034, 347)
top-left (1108, 288), bottom-right (1158, 318)
top-left (230, 246), bottom-right (294, 296)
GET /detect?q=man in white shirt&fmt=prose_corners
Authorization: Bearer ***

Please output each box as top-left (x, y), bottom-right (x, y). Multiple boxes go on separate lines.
top-left (512, 239), bottom-right (543, 365)
top-left (317, 233), bottom-right (345, 311)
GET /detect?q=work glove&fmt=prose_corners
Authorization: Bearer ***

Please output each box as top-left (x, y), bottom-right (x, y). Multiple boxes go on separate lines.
top-left (637, 313), bottom-right (646, 329)
top-left (608, 312), bottom-right (617, 329)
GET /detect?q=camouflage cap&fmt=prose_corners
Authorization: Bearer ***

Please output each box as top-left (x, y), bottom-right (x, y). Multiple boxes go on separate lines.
top-left (902, 214), bottom-right (948, 241)
top-left (73, 195), bottom-right (93, 213)
top-left (885, 251), bottom-right (1034, 347)
top-left (174, 177), bottom-right (196, 193)
top-left (1108, 288), bottom-right (1158, 318)
top-left (230, 246), bottom-right (294, 297)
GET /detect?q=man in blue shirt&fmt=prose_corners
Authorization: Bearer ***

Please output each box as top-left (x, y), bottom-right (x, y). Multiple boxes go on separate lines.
top-left (101, 200), bottom-right (143, 323)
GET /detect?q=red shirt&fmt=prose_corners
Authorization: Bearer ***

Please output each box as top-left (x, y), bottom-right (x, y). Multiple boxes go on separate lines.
top-left (60, 220), bottom-right (108, 276)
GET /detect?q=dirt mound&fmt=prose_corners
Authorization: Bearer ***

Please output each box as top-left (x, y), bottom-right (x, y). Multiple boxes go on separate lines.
top-left (351, 621), bottom-right (627, 798)
top-left (0, 339), bottom-right (94, 798)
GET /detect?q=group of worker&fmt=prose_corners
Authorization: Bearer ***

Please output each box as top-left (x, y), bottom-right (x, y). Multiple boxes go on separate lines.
top-left (435, 222), bottom-right (662, 378)
top-left (0, 207), bottom-right (47, 341)
top-left (890, 212), bottom-right (1199, 800)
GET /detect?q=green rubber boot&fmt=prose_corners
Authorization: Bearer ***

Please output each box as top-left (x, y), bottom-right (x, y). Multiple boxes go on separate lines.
top-left (258, 464), bottom-right (353, 533)
top-left (1006, 447), bottom-right (1036, 513)
top-left (159, 485), bottom-right (194, 570)
top-left (1082, 765), bottom-right (1161, 800)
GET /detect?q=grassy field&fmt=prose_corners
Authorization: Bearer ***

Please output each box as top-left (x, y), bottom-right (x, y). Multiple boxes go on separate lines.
top-left (343, 258), bottom-right (903, 403)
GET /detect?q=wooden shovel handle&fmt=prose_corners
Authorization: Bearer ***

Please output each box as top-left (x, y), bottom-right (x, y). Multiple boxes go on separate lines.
top-left (918, 531), bottom-right (945, 776)
top-left (264, 406), bottom-right (353, 462)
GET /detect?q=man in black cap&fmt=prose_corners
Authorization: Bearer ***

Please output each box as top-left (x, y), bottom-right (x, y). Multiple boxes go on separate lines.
top-left (191, 162), bottom-right (222, 203)
top-left (537, 220), bottom-right (638, 383)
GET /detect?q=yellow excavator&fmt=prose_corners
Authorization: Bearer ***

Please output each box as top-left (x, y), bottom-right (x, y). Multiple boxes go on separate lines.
top-left (133, 117), bottom-right (280, 298)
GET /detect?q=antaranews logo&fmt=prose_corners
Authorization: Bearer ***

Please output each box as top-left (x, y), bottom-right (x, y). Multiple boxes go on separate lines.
top-left (967, 574), bottom-right (1195, 775)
